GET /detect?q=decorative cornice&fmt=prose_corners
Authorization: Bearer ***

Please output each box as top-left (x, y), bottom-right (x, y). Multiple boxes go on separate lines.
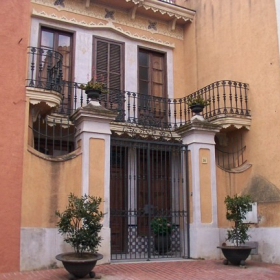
top-left (32, 9), bottom-right (176, 47)
top-left (126, 0), bottom-right (195, 22)
top-left (209, 115), bottom-right (252, 130)
top-left (26, 87), bottom-right (62, 108)
top-left (110, 122), bottom-right (181, 141)
top-left (31, 0), bottom-right (185, 41)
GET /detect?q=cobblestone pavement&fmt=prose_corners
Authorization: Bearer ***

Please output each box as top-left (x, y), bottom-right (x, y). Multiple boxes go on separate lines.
top-left (1, 260), bottom-right (280, 280)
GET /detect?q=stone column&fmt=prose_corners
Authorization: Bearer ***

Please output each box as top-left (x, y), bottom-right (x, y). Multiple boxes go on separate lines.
top-left (177, 116), bottom-right (220, 259)
top-left (71, 100), bottom-right (117, 264)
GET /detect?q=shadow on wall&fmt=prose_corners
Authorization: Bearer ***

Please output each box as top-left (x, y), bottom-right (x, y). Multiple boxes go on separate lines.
top-left (242, 175), bottom-right (280, 203)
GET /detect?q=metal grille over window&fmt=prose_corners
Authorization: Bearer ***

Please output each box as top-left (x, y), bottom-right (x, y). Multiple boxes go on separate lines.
top-left (29, 111), bottom-right (75, 156)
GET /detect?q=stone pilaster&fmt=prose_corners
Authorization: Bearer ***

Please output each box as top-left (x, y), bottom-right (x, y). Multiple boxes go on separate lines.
top-left (176, 116), bottom-right (220, 259)
top-left (71, 100), bottom-right (117, 264)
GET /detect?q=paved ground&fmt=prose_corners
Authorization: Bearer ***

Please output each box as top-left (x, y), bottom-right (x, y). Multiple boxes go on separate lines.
top-left (1, 259), bottom-right (280, 280)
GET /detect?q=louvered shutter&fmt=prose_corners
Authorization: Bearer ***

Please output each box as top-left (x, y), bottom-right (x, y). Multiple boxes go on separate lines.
top-left (94, 38), bottom-right (122, 90)
top-left (96, 40), bottom-right (108, 85)
top-left (109, 44), bottom-right (121, 90)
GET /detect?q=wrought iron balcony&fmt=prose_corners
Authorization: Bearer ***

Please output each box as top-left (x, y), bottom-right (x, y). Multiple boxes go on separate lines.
top-left (55, 79), bottom-right (250, 130)
top-left (25, 48), bottom-right (250, 130)
top-left (26, 46), bottom-right (63, 93)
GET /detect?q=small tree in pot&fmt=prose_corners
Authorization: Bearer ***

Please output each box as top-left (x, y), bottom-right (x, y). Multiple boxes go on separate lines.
top-left (55, 193), bottom-right (104, 279)
top-left (225, 194), bottom-right (252, 246)
top-left (218, 194), bottom-right (255, 266)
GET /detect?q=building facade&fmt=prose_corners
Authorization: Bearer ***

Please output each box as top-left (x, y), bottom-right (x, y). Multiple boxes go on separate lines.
top-left (1, 0), bottom-right (280, 273)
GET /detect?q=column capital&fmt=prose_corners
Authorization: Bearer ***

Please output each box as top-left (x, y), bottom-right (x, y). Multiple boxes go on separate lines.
top-left (71, 101), bottom-right (118, 135)
top-left (176, 119), bottom-right (220, 145)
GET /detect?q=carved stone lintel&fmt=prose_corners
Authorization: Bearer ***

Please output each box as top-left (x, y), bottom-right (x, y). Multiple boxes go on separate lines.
top-left (111, 122), bottom-right (181, 142)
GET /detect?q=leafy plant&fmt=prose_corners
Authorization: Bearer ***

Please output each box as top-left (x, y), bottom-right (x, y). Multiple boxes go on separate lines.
top-left (55, 193), bottom-right (103, 255)
top-left (187, 95), bottom-right (210, 107)
top-left (224, 194), bottom-right (253, 246)
top-left (151, 217), bottom-right (172, 236)
top-left (79, 79), bottom-right (107, 93)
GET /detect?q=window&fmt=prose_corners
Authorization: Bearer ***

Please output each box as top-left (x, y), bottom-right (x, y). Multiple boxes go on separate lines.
top-left (40, 27), bottom-right (73, 113)
top-left (93, 37), bottom-right (124, 90)
top-left (138, 48), bottom-right (167, 126)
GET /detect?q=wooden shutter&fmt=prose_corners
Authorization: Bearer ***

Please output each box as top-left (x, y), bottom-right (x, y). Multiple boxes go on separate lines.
top-left (94, 38), bottom-right (122, 90)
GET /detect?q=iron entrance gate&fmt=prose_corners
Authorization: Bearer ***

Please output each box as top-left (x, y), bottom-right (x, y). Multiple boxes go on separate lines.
top-left (110, 137), bottom-right (190, 260)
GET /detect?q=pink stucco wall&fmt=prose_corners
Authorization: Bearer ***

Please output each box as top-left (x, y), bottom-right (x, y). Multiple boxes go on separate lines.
top-left (0, 0), bottom-right (30, 273)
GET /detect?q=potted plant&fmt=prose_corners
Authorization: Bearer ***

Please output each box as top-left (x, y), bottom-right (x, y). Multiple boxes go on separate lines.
top-left (55, 193), bottom-right (104, 279)
top-left (79, 79), bottom-right (107, 100)
top-left (151, 217), bottom-right (172, 254)
top-left (187, 95), bottom-right (210, 115)
top-left (217, 194), bottom-right (255, 266)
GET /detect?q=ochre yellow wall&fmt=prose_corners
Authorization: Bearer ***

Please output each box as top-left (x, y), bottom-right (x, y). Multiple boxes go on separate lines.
top-left (184, 0), bottom-right (280, 190)
top-left (21, 149), bottom-right (82, 228)
top-left (89, 138), bottom-right (105, 213)
top-left (199, 149), bottom-right (212, 223)
top-left (257, 202), bottom-right (280, 227)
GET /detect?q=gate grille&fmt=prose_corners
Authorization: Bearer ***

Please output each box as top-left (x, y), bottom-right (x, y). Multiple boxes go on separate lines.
top-left (110, 137), bottom-right (189, 260)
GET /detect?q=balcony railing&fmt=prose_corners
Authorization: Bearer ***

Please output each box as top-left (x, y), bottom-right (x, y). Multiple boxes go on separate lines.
top-left (53, 80), bottom-right (250, 129)
top-left (26, 48), bottom-right (250, 129)
top-left (26, 46), bottom-right (63, 93)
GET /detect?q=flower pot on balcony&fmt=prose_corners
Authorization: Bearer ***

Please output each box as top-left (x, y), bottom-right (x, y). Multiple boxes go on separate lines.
top-left (85, 89), bottom-right (101, 100)
top-left (190, 104), bottom-right (204, 115)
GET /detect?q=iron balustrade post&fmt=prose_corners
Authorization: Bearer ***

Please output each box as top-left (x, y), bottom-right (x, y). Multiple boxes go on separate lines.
top-left (127, 91), bottom-right (131, 122)
top-left (183, 97), bottom-right (187, 125)
top-left (222, 80), bottom-right (227, 113)
top-left (38, 48), bottom-right (44, 88)
top-left (173, 99), bottom-right (177, 128)
top-left (216, 81), bottom-right (221, 114)
top-left (234, 81), bottom-right (238, 114)
top-left (244, 83), bottom-right (249, 115)
top-left (168, 99), bottom-right (171, 127)
top-left (29, 47), bottom-right (36, 87)
top-left (239, 82), bottom-right (244, 115)
top-left (179, 98), bottom-right (182, 127)
top-left (132, 92), bottom-right (136, 123)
